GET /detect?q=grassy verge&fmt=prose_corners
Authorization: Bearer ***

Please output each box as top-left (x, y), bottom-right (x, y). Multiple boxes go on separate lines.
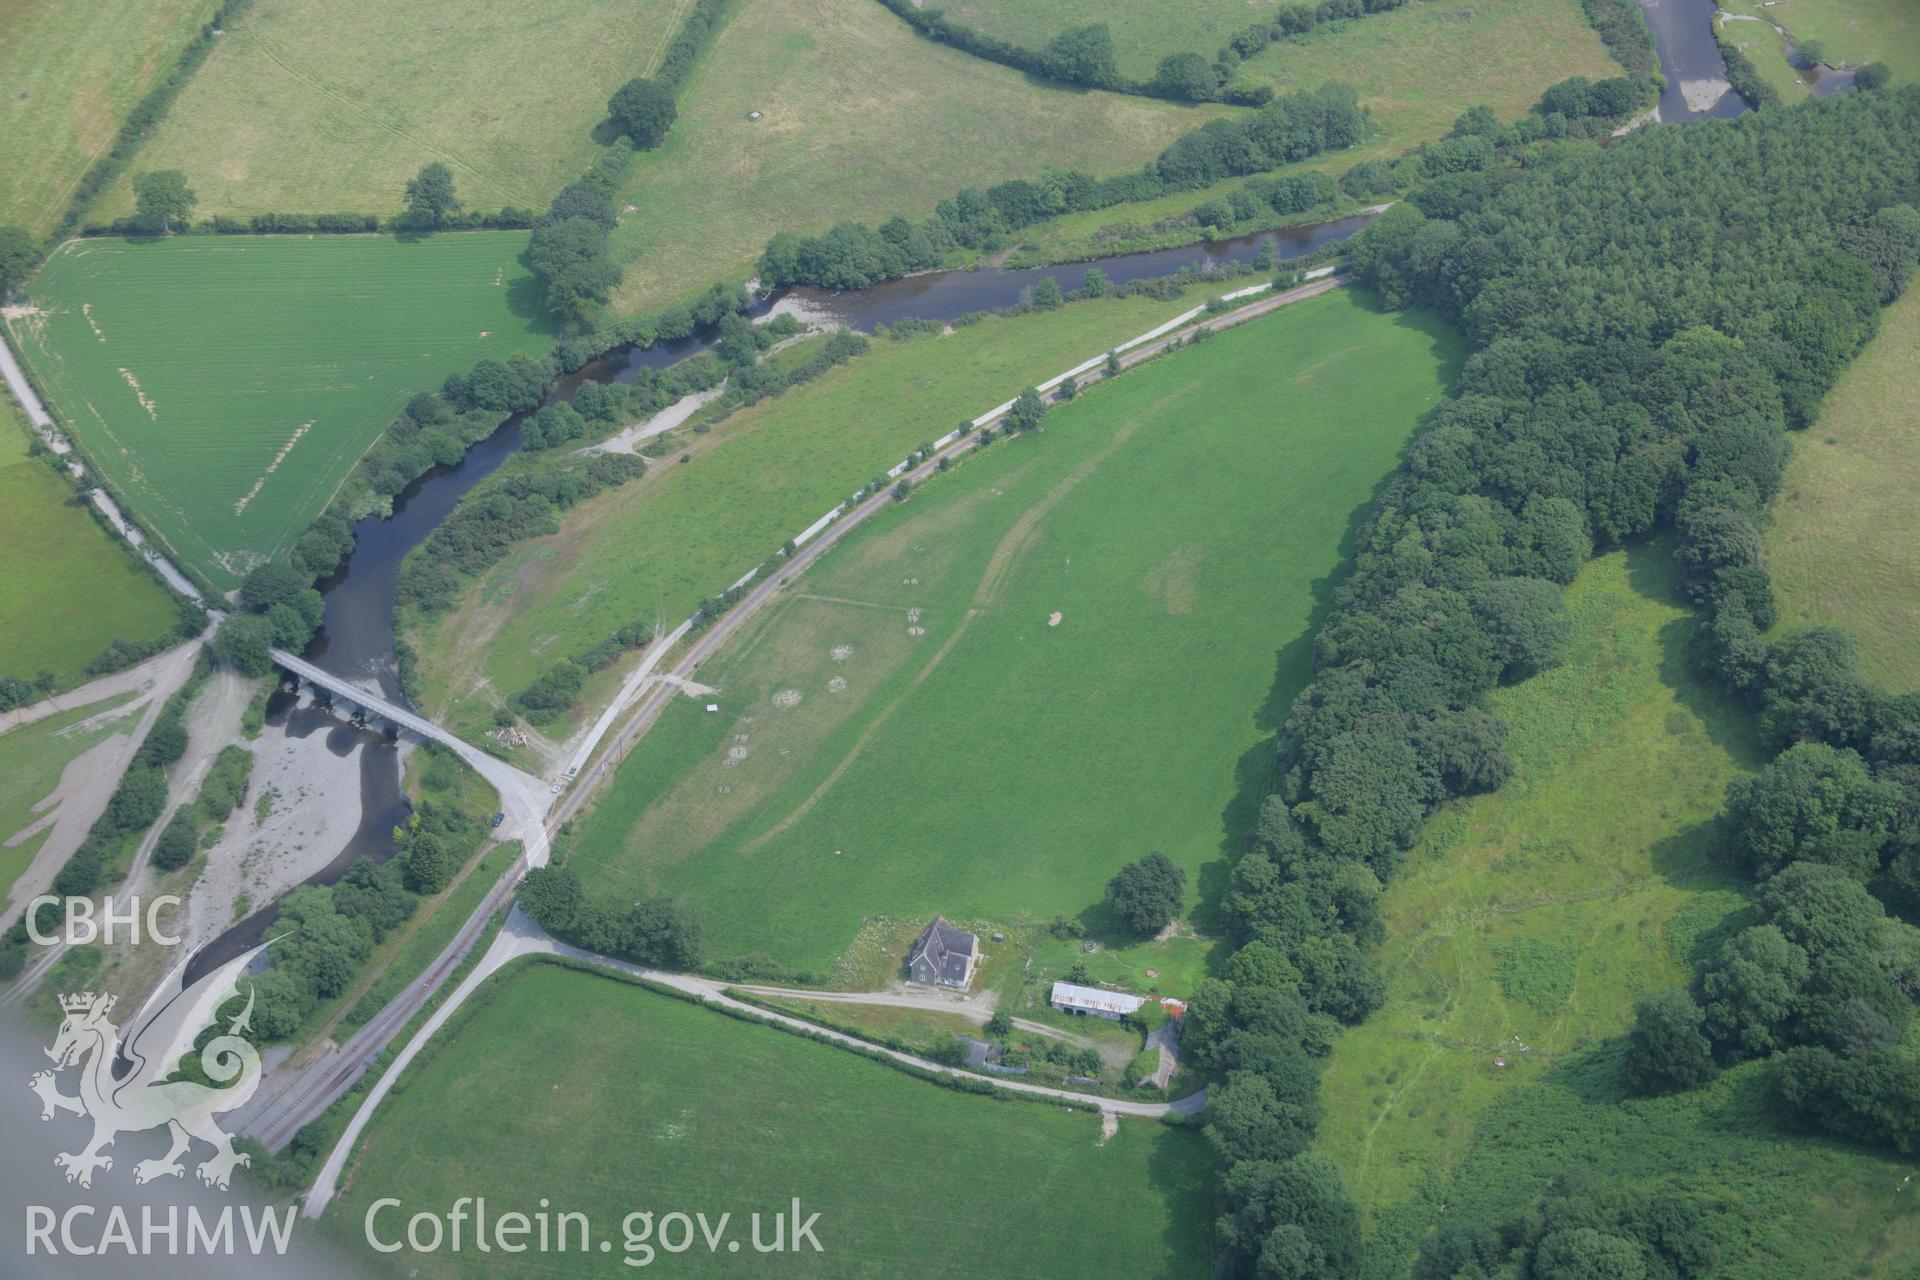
top-left (732, 991), bottom-right (984, 1055)
top-left (560, 288), bottom-right (1462, 973)
top-left (333, 842), bottom-right (515, 1037)
top-left (298, 742), bottom-right (516, 1040)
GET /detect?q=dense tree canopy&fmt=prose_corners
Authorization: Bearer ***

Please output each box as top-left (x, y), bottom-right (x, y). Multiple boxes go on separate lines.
top-left (1206, 84), bottom-right (1920, 1272)
top-left (1104, 852), bottom-right (1186, 934)
top-left (1041, 24), bottom-right (1116, 87)
top-left (0, 226), bottom-right (32, 294)
top-left (403, 162), bottom-right (461, 227)
top-left (132, 169), bottom-right (195, 232)
top-left (607, 77), bottom-right (677, 148)
top-left (1724, 743), bottom-right (1901, 880)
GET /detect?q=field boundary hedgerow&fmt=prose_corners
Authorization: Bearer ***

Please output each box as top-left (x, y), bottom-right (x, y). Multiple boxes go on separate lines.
top-left (31, 0), bottom-right (254, 265)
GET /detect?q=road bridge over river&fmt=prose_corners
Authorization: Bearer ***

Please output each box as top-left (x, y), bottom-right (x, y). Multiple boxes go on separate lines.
top-left (267, 650), bottom-right (553, 866)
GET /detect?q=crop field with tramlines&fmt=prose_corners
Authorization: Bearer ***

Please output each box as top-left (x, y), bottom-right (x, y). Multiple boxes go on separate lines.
top-left (8, 233), bottom-right (553, 589)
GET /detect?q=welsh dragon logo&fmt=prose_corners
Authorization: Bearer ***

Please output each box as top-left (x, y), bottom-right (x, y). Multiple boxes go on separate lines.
top-left (27, 944), bottom-right (268, 1190)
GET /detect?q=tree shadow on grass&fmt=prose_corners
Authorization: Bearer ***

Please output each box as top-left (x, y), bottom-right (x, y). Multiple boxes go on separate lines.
top-left (1145, 1121), bottom-right (1218, 1278)
top-left (1625, 538), bottom-right (1766, 771)
top-left (1647, 816), bottom-right (1745, 896)
top-left (505, 273), bottom-right (558, 332)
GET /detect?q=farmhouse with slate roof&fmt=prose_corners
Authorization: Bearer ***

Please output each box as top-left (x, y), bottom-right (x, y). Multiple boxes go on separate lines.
top-left (907, 917), bottom-right (979, 989)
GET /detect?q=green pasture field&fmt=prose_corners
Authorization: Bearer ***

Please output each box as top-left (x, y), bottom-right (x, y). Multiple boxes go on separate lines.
top-left (1315, 547), bottom-right (1761, 1222)
top-left (1768, 286), bottom-right (1920, 692)
top-left (1734, 0), bottom-right (1920, 74)
top-left (325, 960), bottom-right (1214, 1278)
top-left (605, 0), bottom-right (1229, 314)
top-left (558, 289), bottom-right (1462, 974)
top-left (0, 0), bottom-right (216, 234)
top-left (1717, 7), bottom-right (1818, 101)
top-left (0, 690), bottom-right (141, 910)
top-left (934, 0), bottom-right (1265, 80)
top-left (1240, 0), bottom-right (1620, 161)
top-left (409, 279), bottom-right (1254, 742)
top-left (0, 399), bottom-right (180, 684)
top-left (8, 234), bottom-right (554, 590)
top-left (992, 0), bottom-right (1622, 267)
top-left (90, 0), bottom-right (683, 221)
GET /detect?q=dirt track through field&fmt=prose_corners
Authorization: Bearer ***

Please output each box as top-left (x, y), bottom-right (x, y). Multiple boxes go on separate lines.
top-left (743, 404), bottom-right (1160, 851)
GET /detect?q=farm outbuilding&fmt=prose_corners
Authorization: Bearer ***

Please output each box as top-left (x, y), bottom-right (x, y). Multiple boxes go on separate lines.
top-left (1049, 981), bottom-right (1146, 1020)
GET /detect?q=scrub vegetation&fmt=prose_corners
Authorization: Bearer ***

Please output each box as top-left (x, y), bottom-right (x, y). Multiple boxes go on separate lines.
top-left (1314, 546), bottom-right (1761, 1220)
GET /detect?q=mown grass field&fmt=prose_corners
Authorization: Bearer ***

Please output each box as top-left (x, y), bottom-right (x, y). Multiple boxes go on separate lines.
top-left (1239, 0), bottom-right (1620, 161)
top-left (560, 289), bottom-right (1462, 974)
top-left (0, 690), bottom-right (141, 909)
top-left (9, 234), bottom-right (554, 590)
top-left (410, 280), bottom-right (1255, 741)
top-left (89, 0), bottom-right (684, 221)
top-left (0, 0), bottom-right (215, 233)
top-left (0, 398), bottom-right (179, 684)
top-left (1768, 286), bottom-right (1920, 692)
top-left (326, 960), bottom-right (1213, 1278)
top-left (1315, 546), bottom-right (1762, 1224)
top-left (935, 0), bottom-right (1269, 80)
top-left (605, 0), bottom-right (1230, 314)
